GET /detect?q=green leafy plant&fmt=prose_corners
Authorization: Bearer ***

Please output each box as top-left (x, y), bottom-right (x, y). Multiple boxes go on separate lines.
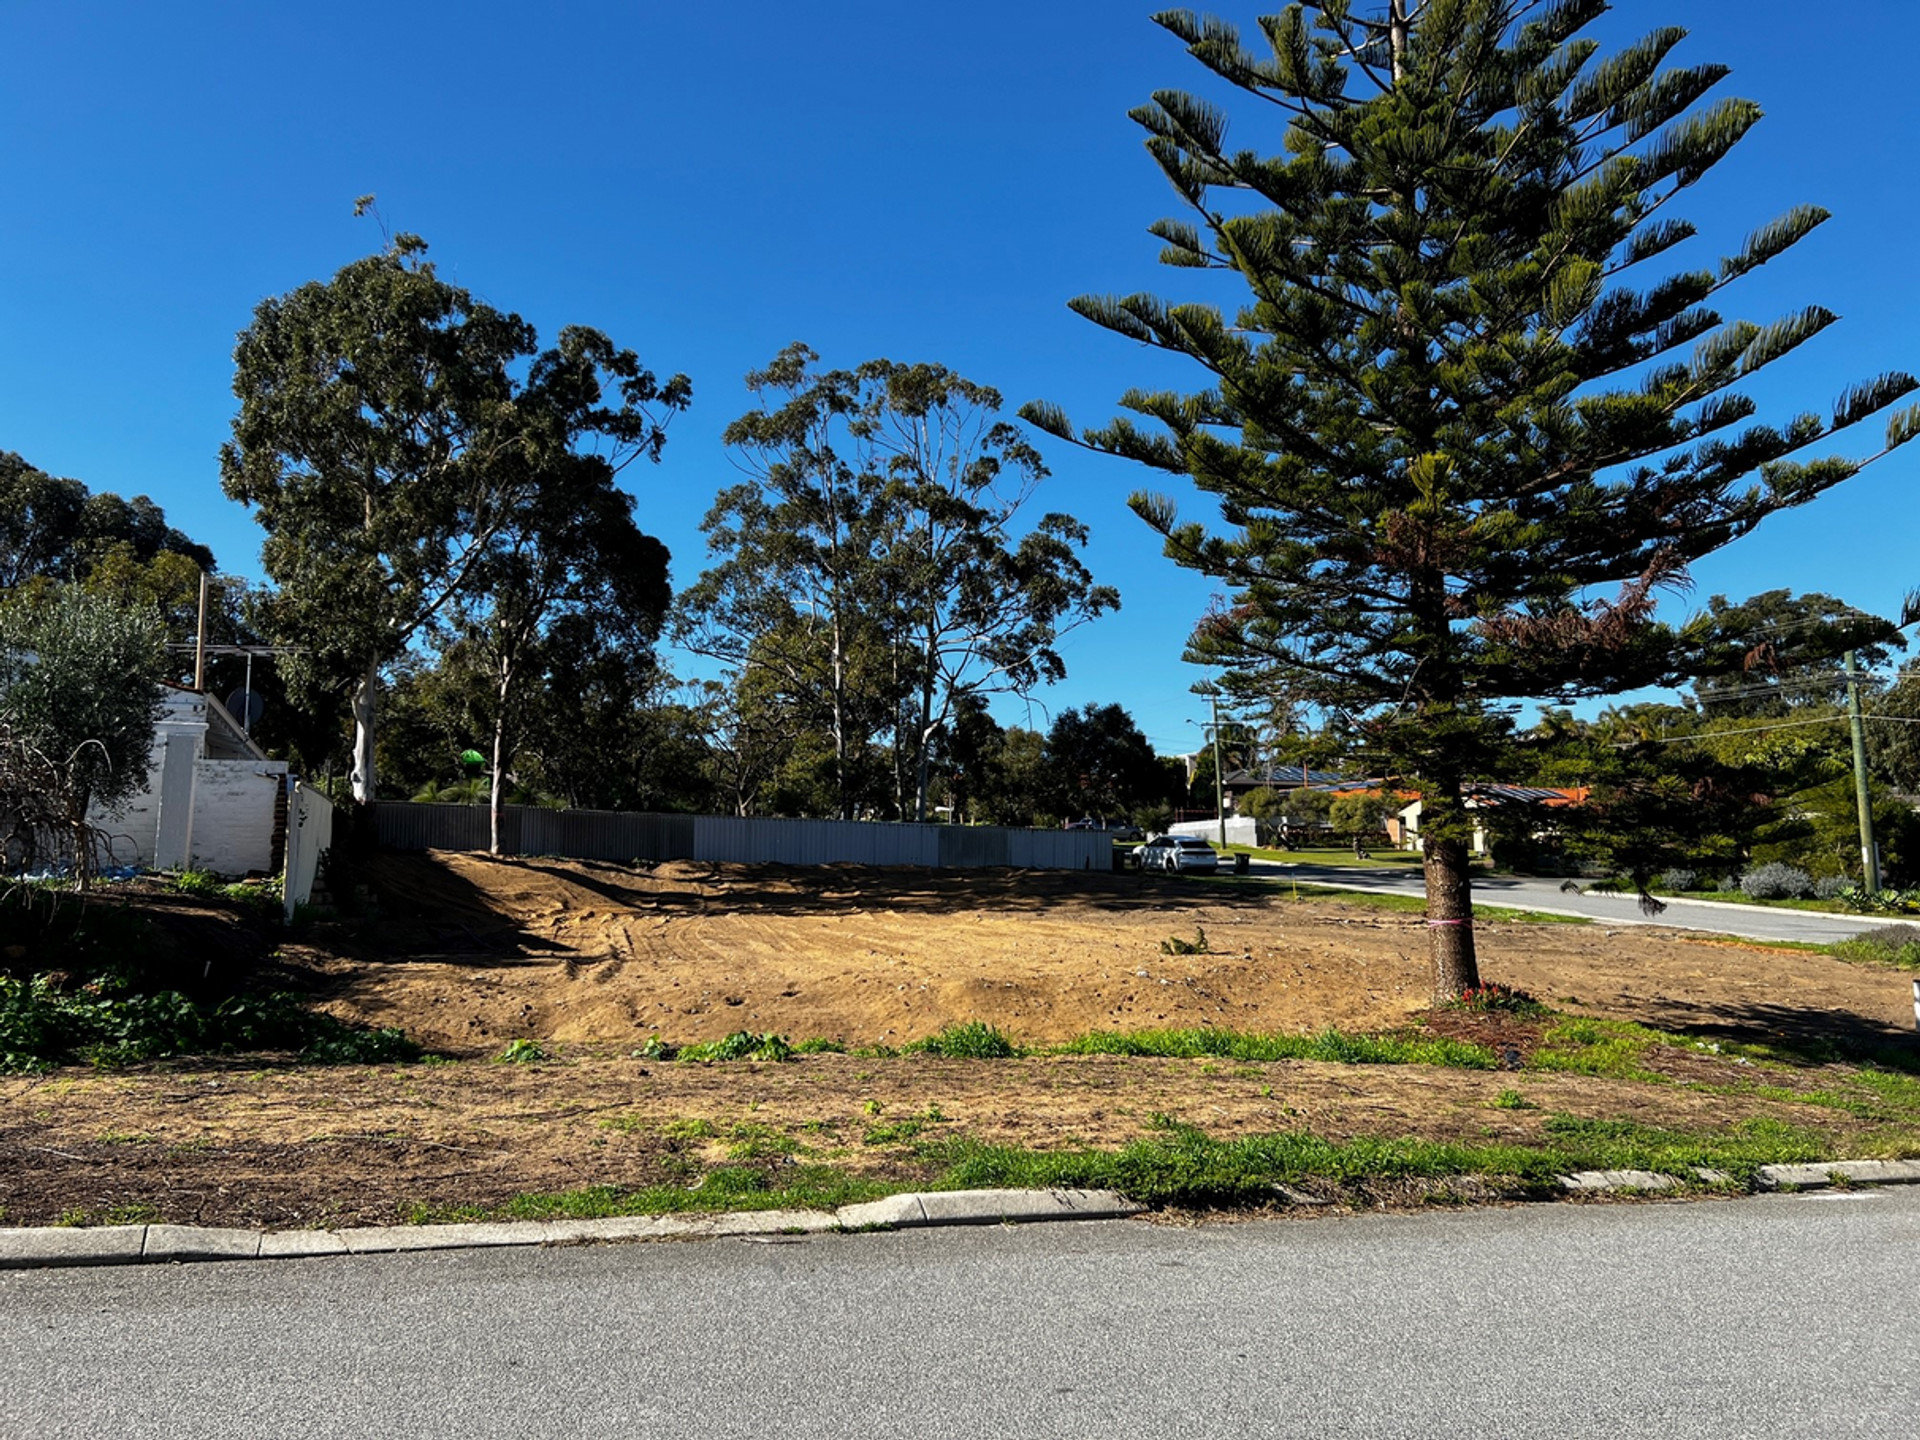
top-left (0, 974), bottom-right (418, 1071)
top-left (678, 1031), bottom-right (794, 1063)
top-left (1160, 927), bottom-right (1211, 956)
top-left (496, 1038), bottom-right (550, 1064)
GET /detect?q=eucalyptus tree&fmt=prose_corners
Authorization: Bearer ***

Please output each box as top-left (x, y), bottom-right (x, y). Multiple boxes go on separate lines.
top-left (1025, 1), bottom-right (1920, 994)
top-left (862, 360), bottom-right (1118, 819)
top-left (681, 344), bottom-right (1115, 821)
top-left (221, 221), bottom-right (687, 802)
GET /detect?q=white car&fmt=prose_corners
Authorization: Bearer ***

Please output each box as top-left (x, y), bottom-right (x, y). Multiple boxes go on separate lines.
top-left (1137, 835), bottom-right (1220, 874)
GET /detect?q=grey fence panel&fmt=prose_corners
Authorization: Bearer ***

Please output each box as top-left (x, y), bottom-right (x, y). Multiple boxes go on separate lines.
top-left (374, 803), bottom-right (495, 853)
top-left (516, 808), bottom-right (695, 863)
top-left (374, 802), bottom-right (1099, 871)
top-left (1008, 829), bottom-right (1110, 871)
top-left (938, 826), bottom-right (1009, 868)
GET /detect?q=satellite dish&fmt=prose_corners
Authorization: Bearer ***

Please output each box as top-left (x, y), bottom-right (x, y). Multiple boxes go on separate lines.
top-left (225, 688), bottom-right (266, 731)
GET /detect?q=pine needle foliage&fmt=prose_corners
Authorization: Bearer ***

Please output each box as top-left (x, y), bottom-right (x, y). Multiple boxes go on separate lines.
top-left (1024, 0), bottom-right (1920, 995)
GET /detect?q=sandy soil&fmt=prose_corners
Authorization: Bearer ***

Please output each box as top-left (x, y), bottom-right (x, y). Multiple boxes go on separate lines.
top-left (0, 1041), bottom-right (1881, 1230)
top-left (5, 852), bottom-right (1915, 1229)
top-left (289, 851), bottom-right (1918, 1057)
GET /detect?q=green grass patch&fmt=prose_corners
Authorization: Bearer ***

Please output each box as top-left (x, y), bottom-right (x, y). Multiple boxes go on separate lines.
top-left (1053, 1026), bottom-right (1497, 1069)
top-left (1221, 845), bottom-right (1423, 870)
top-left (926, 1111), bottom-right (1829, 1202)
top-left (1526, 1017), bottom-right (1674, 1083)
top-left (1217, 881), bottom-right (1589, 925)
top-left (902, 1022), bottom-right (1021, 1059)
top-left (405, 1166), bottom-right (896, 1225)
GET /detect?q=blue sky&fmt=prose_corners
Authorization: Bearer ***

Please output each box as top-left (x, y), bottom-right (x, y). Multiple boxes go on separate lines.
top-left (2, 1), bottom-right (1913, 758)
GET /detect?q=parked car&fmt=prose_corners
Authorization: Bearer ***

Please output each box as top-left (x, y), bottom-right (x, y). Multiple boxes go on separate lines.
top-left (1136, 834), bottom-right (1220, 875)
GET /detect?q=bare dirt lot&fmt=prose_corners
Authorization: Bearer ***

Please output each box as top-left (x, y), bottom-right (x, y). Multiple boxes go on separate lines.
top-left (4, 852), bottom-right (1915, 1229)
top-left (296, 851), bottom-right (1917, 1055)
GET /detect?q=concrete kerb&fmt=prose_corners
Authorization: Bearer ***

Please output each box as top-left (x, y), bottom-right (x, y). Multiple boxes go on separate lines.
top-left (7, 1168), bottom-right (1920, 1271)
top-left (0, 1189), bottom-right (1140, 1272)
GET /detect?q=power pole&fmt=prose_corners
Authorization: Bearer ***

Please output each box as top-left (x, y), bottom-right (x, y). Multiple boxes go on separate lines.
top-left (1846, 649), bottom-right (1881, 894)
top-left (1211, 688), bottom-right (1226, 848)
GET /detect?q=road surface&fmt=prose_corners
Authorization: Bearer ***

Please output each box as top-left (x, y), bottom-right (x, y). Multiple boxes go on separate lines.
top-left (4, 1189), bottom-right (1916, 1438)
top-left (1248, 860), bottom-right (1898, 946)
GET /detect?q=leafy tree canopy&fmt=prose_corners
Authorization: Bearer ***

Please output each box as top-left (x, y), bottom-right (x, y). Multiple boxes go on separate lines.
top-left (1025, 0), bottom-right (1920, 994)
top-left (0, 452), bottom-right (214, 592)
top-left (221, 219), bottom-right (688, 801)
top-left (0, 588), bottom-right (166, 880)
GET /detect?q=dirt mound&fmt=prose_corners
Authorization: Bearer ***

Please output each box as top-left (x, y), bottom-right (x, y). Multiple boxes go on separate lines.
top-left (276, 851), bottom-right (1920, 1058)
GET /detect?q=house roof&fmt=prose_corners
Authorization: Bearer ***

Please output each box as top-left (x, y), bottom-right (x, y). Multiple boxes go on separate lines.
top-left (1221, 764), bottom-right (1357, 789)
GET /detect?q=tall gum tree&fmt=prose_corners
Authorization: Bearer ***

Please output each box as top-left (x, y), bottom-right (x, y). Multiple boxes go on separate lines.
top-left (1023, 0), bottom-right (1920, 997)
top-left (680, 344), bottom-right (1115, 821)
top-left (221, 227), bottom-right (686, 802)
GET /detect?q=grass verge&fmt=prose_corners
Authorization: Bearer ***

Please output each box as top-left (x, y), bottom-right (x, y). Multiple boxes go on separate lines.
top-left (403, 1111), bottom-right (1847, 1225)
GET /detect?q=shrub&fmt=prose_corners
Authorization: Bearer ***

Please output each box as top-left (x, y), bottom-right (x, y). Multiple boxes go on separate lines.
top-left (1813, 875), bottom-right (1853, 901)
top-left (0, 975), bottom-right (418, 1071)
top-left (1831, 923), bottom-right (1920, 971)
top-left (1848, 922), bottom-right (1920, 954)
top-left (1657, 868), bottom-right (1697, 894)
top-left (1740, 863), bottom-right (1813, 901)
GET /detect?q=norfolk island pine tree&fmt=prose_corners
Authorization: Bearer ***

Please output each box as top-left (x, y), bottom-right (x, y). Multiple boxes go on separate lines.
top-left (1022, 0), bottom-right (1920, 997)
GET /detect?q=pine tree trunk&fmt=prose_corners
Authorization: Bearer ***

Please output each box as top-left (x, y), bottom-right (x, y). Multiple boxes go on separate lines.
top-left (350, 664), bottom-right (379, 803)
top-left (1420, 780), bottom-right (1481, 999)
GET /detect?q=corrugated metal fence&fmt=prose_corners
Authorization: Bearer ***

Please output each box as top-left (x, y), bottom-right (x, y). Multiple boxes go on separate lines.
top-left (371, 803), bottom-right (1110, 871)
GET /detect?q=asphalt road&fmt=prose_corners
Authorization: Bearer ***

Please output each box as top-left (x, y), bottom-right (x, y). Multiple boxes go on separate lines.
top-left (5, 1190), bottom-right (1918, 1439)
top-left (1247, 860), bottom-right (1899, 946)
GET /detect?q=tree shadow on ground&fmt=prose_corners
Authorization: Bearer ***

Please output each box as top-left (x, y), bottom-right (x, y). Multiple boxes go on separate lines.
top-left (1614, 995), bottom-right (1919, 1067)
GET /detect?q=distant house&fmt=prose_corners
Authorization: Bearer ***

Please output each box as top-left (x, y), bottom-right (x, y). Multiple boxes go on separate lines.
top-left (1219, 764), bottom-right (1358, 812)
top-left (91, 683), bottom-right (290, 878)
top-left (1392, 785), bottom-right (1588, 856)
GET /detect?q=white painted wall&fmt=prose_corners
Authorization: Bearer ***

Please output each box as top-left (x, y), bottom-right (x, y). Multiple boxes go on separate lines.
top-left (188, 758), bottom-right (288, 876)
top-left (85, 688), bottom-right (289, 878)
top-left (1169, 816), bottom-right (1259, 847)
